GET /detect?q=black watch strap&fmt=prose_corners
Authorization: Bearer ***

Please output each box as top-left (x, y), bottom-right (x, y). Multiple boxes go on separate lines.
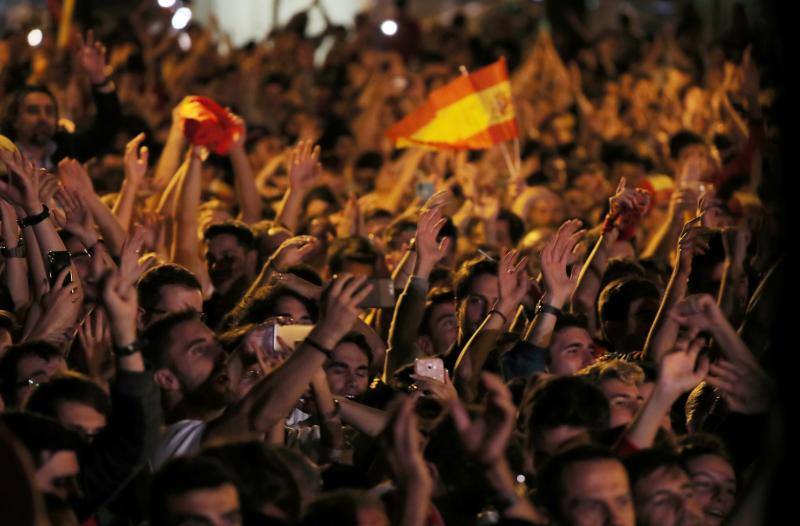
top-left (535, 300), bottom-right (562, 318)
top-left (113, 340), bottom-right (144, 357)
top-left (18, 204), bottom-right (50, 228)
top-left (1, 245), bottom-right (25, 258)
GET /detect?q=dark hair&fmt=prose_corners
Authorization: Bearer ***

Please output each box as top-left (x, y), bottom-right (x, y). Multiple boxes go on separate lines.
top-left (302, 186), bottom-right (341, 217)
top-left (0, 85), bottom-right (59, 140)
top-left (677, 433), bottom-right (734, 468)
top-left (203, 221), bottom-right (255, 250)
top-left (419, 287), bottom-right (456, 338)
top-left (0, 412), bottom-right (83, 466)
top-left (140, 310), bottom-right (204, 369)
top-left (598, 277), bottom-right (660, 327)
top-left (523, 376), bottom-right (610, 451)
top-left (453, 257), bottom-right (498, 302)
top-left (354, 151), bottom-right (383, 171)
top-left (150, 456), bottom-right (239, 526)
top-left (333, 332), bottom-right (373, 370)
top-left (25, 373), bottom-right (111, 421)
top-left (201, 441), bottom-right (301, 520)
top-left (538, 444), bottom-right (623, 522)
top-left (601, 258), bottom-right (646, 292)
top-left (137, 264), bottom-right (202, 311)
top-left (300, 489), bottom-right (384, 526)
top-left (224, 283), bottom-right (319, 330)
top-left (0, 341), bottom-right (63, 406)
top-left (497, 209), bottom-right (525, 245)
top-left (327, 236), bottom-right (379, 275)
top-left (669, 130), bottom-right (706, 160)
top-left (623, 448), bottom-right (688, 489)
top-left (384, 217), bottom-right (417, 251)
top-left (687, 231), bottom-right (725, 295)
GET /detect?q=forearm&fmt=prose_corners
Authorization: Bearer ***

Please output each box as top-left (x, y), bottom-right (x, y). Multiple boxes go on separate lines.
top-left (398, 488), bottom-right (432, 526)
top-left (275, 188), bottom-right (304, 234)
top-left (230, 145), bottom-right (262, 224)
top-left (455, 304), bottom-right (511, 400)
top-left (111, 179), bottom-right (140, 232)
top-left (524, 290), bottom-right (568, 347)
top-left (717, 260), bottom-right (745, 325)
top-left (621, 384), bottom-right (676, 449)
top-left (641, 213), bottom-right (682, 260)
top-left (85, 195), bottom-right (126, 257)
top-left (710, 318), bottom-right (760, 370)
top-left (153, 124), bottom-right (187, 190)
top-left (338, 398), bottom-right (389, 437)
top-left (642, 265), bottom-right (690, 363)
top-left (385, 150), bottom-right (425, 213)
top-left (385, 276), bottom-right (429, 380)
top-left (571, 233), bottom-right (613, 330)
top-left (172, 155), bottom-right (203, 275)
top-left (22, 228), bottom-right (47, 298)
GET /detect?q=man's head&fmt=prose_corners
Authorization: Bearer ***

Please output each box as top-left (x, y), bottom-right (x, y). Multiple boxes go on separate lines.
top-left (678, 435), bottom-right (737, 525)
top-left (0, 412), bottom-right (83, 506)
top-left (454, 257), bottom-right (499, 340)
top-left (300, 489), bottom-right (389, 526)
top-left (598, 278), bottom-right (661, 355)
top-left (227, 283), bottom-right (317, 329)
top-left (137, 263), bottom-right (204, 329)
top-left (201, 441), bottom-right (301, 522)
top-left (669, 130), bottom-right (711, 180)
top-left (325, 333), bottom-right (372, 399)
top-left (624, 449), bottom-right (705, 526)
top-left (538, 445), bottom-right (635, 526)
top-left (142, 310), bottom-right (232, 411)
top-left (25, 373), bottom-right (110, 443)
top-left (0, 341), bottom-right (68, 408)
top-left (1, 85), bottom-right (58, 146)
top-left (577, 359), bottom-right (645, 428)
top-left (327, 236), bottom-right (380, 278)
top-left (417, 287), bottom-right (457, 356)
top-left (523, 376), bottom-right (610, 469)
top-left (203, 221), bottom-right (257, 291)
top-left (150, 456), bottom-right (242, 526)
top-left (547, 314), bottom-right (596, 375)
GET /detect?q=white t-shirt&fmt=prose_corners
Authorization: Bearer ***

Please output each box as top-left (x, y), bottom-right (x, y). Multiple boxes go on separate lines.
top-left (151, 419), bottom-right (207, 470)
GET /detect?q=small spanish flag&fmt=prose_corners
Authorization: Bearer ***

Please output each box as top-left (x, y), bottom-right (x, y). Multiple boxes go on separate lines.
top-left (386, 57), bottom-right (518, 150)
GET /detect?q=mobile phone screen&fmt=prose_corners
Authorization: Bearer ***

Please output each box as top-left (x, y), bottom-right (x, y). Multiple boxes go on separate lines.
top-left (47, 251), bottom-right (72, 287)
top-left (274, 324), bottom-right (315, 353)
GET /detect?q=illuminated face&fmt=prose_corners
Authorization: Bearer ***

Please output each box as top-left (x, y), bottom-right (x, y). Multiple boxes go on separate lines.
top-left (633, 466), bottom-right (705, 526)
top-left (558, 459), bottom-right (636, 526)
top-left (165, 483), bottom-right (243, 526)
top-left (325, 342), bottom-right (370, 399)
top-left (599, 379), bottom-right (643, 428)
top-left (205, 234), bottom-right (250, 289)
top-left (686, 454), bottom-right (736, 525)
top-left (15, 92), bottom-right (57, 146)
top-left (460, 273), bottom-right (498, 338)
top-left (549, 327), bottom-right (596, 376)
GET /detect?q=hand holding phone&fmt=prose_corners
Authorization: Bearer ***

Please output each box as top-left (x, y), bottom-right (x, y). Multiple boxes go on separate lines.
top-left (414, 357), bottom-right (445, 384)
top-left (47, 251), bottom-right (72, 287)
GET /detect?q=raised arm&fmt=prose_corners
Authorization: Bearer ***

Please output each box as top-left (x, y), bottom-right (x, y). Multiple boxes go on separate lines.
top-left (151, 107), bottom-right (188, 194)
top-left (228, 115), bottom-right (262, 224)
top-left (275, 141), bottom-right (321, 233)
top-left (205, 275), bottom-right (373, 440)
top-left (171, 147), bottom-right (207, 283)
top-left (0, 200), bottom-right (30, 309)
top-left (113, 133), bottom-right (149, 232)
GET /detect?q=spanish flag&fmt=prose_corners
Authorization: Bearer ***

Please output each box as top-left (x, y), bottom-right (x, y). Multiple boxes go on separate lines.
top-left (386, 57), bottom-right (518, 150)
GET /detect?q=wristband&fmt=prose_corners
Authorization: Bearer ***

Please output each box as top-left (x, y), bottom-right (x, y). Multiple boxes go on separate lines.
top-left (535, 299), bottom-right (562, 318)
top-left (18, 204), bottom-right (50, 228)
top-left (113, 339), bottom-right (144, 357)
top-left (305, 337), bottom-right (333, 360)
top-left (0, 245), bottom-right (25, 258)
top-left (487, 309), bottom-right (508, 324)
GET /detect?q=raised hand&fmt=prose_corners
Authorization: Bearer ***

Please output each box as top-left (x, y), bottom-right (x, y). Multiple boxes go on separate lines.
top-left (269, 235), bottom-right (318, 272)
top-left (101, 229), bottom-right (145, 348)
top-left (608, 177), bottom-right (651, 217)
top-left (27, 269), bottom-right (84, 346)
top-left (117, 226), bottom-right (148, 291)
top-left (77, 307), bottom-right (112, 380)
top-left (410, 369), bottom-right (458, 408)
top-left (420, 189), bottom-right (451, 212)
top-left (386, 393), bottom-right (434, 493)
top-left (656, 333), bottom-right (710, 398)
top-left (676, 216), bottom-right (712, 272)
top-left (0, 148), bottom-right (43, 214)
top-left (123, 133), bottom-right (149, 186)
top-left (75, 30), bottom-right (109, 85)
top-left (707, 358), bottom-right (773, 415)
top-left (668, 294), bottom-right (723, 332)
top-left (496, 249), bottom-right (529, 316)
top-left (287, 140), bottom-right (322, 194)
top-left (53, 187), bottom-right (98, 247)
top-left (315, 274), bottom-right (373, 347)
top-left (58, 158), bottom-right (95, 196)
top-left (540, 218), bottom-right (585, 307)
top-left (450, 372), bottom-right (516, 465)
top-left (414, 207), bottom-right (451, 278)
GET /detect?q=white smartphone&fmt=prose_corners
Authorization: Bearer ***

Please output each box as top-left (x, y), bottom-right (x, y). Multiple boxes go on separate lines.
top-left (414, 357), bottom-right (445, 383)
top-left (274, 324), bottom-right (315, 353)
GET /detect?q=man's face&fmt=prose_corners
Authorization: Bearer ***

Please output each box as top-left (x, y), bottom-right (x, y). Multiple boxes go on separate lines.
top-left (205, 234), bottom-right (250, 289)
top-left (15, 354), bottom-right (68, 407)
top-left (141, 284), bottom-right (204, 327)
top-left (633, 466), bottom-right (705, 526)
top-left (166, 320), bottom-right (231, 405)
top-left (460, 273), bottom-right (498, 338)
top-left (325, 342), bottom-right (370, 399)
top-left (271, 295), bottom-right (313, 324)
top-left (599, 379), bottom-right (643, 428)
top-left (559, 459), bottom-right (635, 526)
top-left (624, 297), bottom-right (660, 353)
top-left (35, 449), bottom-right (81, 503)
top-left (15, 92), bottom-right (57, 147)
top-left (685, 454), bottom-right (736, 525)
top-left (425, 301), bottom-right (457, 355)
top-left (165, 483), bottom-right (242, 526)
top-left (549, 327), bottom-right (595, 375)
top-left (57, 401), bottom-right (107, 443)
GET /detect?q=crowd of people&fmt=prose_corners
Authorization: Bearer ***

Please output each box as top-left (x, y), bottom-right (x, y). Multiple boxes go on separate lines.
top-left (0, 1), bottom-right (785, 525)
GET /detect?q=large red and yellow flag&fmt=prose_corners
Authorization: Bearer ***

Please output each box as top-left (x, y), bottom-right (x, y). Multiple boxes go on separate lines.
top-left (386, 57), bottom-right (518, 150)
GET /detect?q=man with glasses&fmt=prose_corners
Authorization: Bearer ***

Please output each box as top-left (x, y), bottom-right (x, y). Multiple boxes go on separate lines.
top-left (0, 340), bottom-right (68, 408)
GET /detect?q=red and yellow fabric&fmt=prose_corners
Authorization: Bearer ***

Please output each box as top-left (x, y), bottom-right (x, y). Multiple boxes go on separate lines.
top-left (176, 96), bottom-right (244, 155)
top-left (386, 57), bottom-right (517, 150)
top-left (637, 174), bottom-right (675, 205)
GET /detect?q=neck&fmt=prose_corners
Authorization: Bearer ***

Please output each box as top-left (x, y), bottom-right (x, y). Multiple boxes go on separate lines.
top-left (165, 396), bottom-right (225, 424)
top-left (18, 141), bottom-right (48, 167)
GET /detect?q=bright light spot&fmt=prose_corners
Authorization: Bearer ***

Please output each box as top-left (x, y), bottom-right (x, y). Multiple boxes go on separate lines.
top-left (171, 7), bottom-right (192, 30)
top-left (178, 32), bottom-right (192, 51)
top-left (516, 474), bottom-right (526, 483)
top-left (157, 0), bottom-right (176, 7)
top-left (380, 20), bottom-right (398, 36)
top-left (27, 28), bottom-right (43, 47)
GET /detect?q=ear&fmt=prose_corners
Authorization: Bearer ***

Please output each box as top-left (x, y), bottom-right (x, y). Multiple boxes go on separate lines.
top-left (153, 368), bottom-right (181, 392)
top-left (417, 335), bottom-right (434, 357)
top-left (137, 307), bottom-right (147, 333)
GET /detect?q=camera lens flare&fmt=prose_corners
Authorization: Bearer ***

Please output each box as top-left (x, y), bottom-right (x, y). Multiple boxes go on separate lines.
top-left (27, 28), bottom-right (43, 47)
top-left (380, 20), bottom-right (398, 36)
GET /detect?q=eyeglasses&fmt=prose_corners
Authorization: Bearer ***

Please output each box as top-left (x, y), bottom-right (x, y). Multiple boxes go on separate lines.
top-left (16, 376), bottom-right (42, 389)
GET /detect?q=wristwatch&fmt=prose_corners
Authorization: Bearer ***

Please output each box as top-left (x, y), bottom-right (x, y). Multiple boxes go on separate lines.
top-left (0, 244), bottom-right (25, 258)
top-left (535, 298), bottom-right (562, 318)
top-left (113, 339), bottom-right (145, 357)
